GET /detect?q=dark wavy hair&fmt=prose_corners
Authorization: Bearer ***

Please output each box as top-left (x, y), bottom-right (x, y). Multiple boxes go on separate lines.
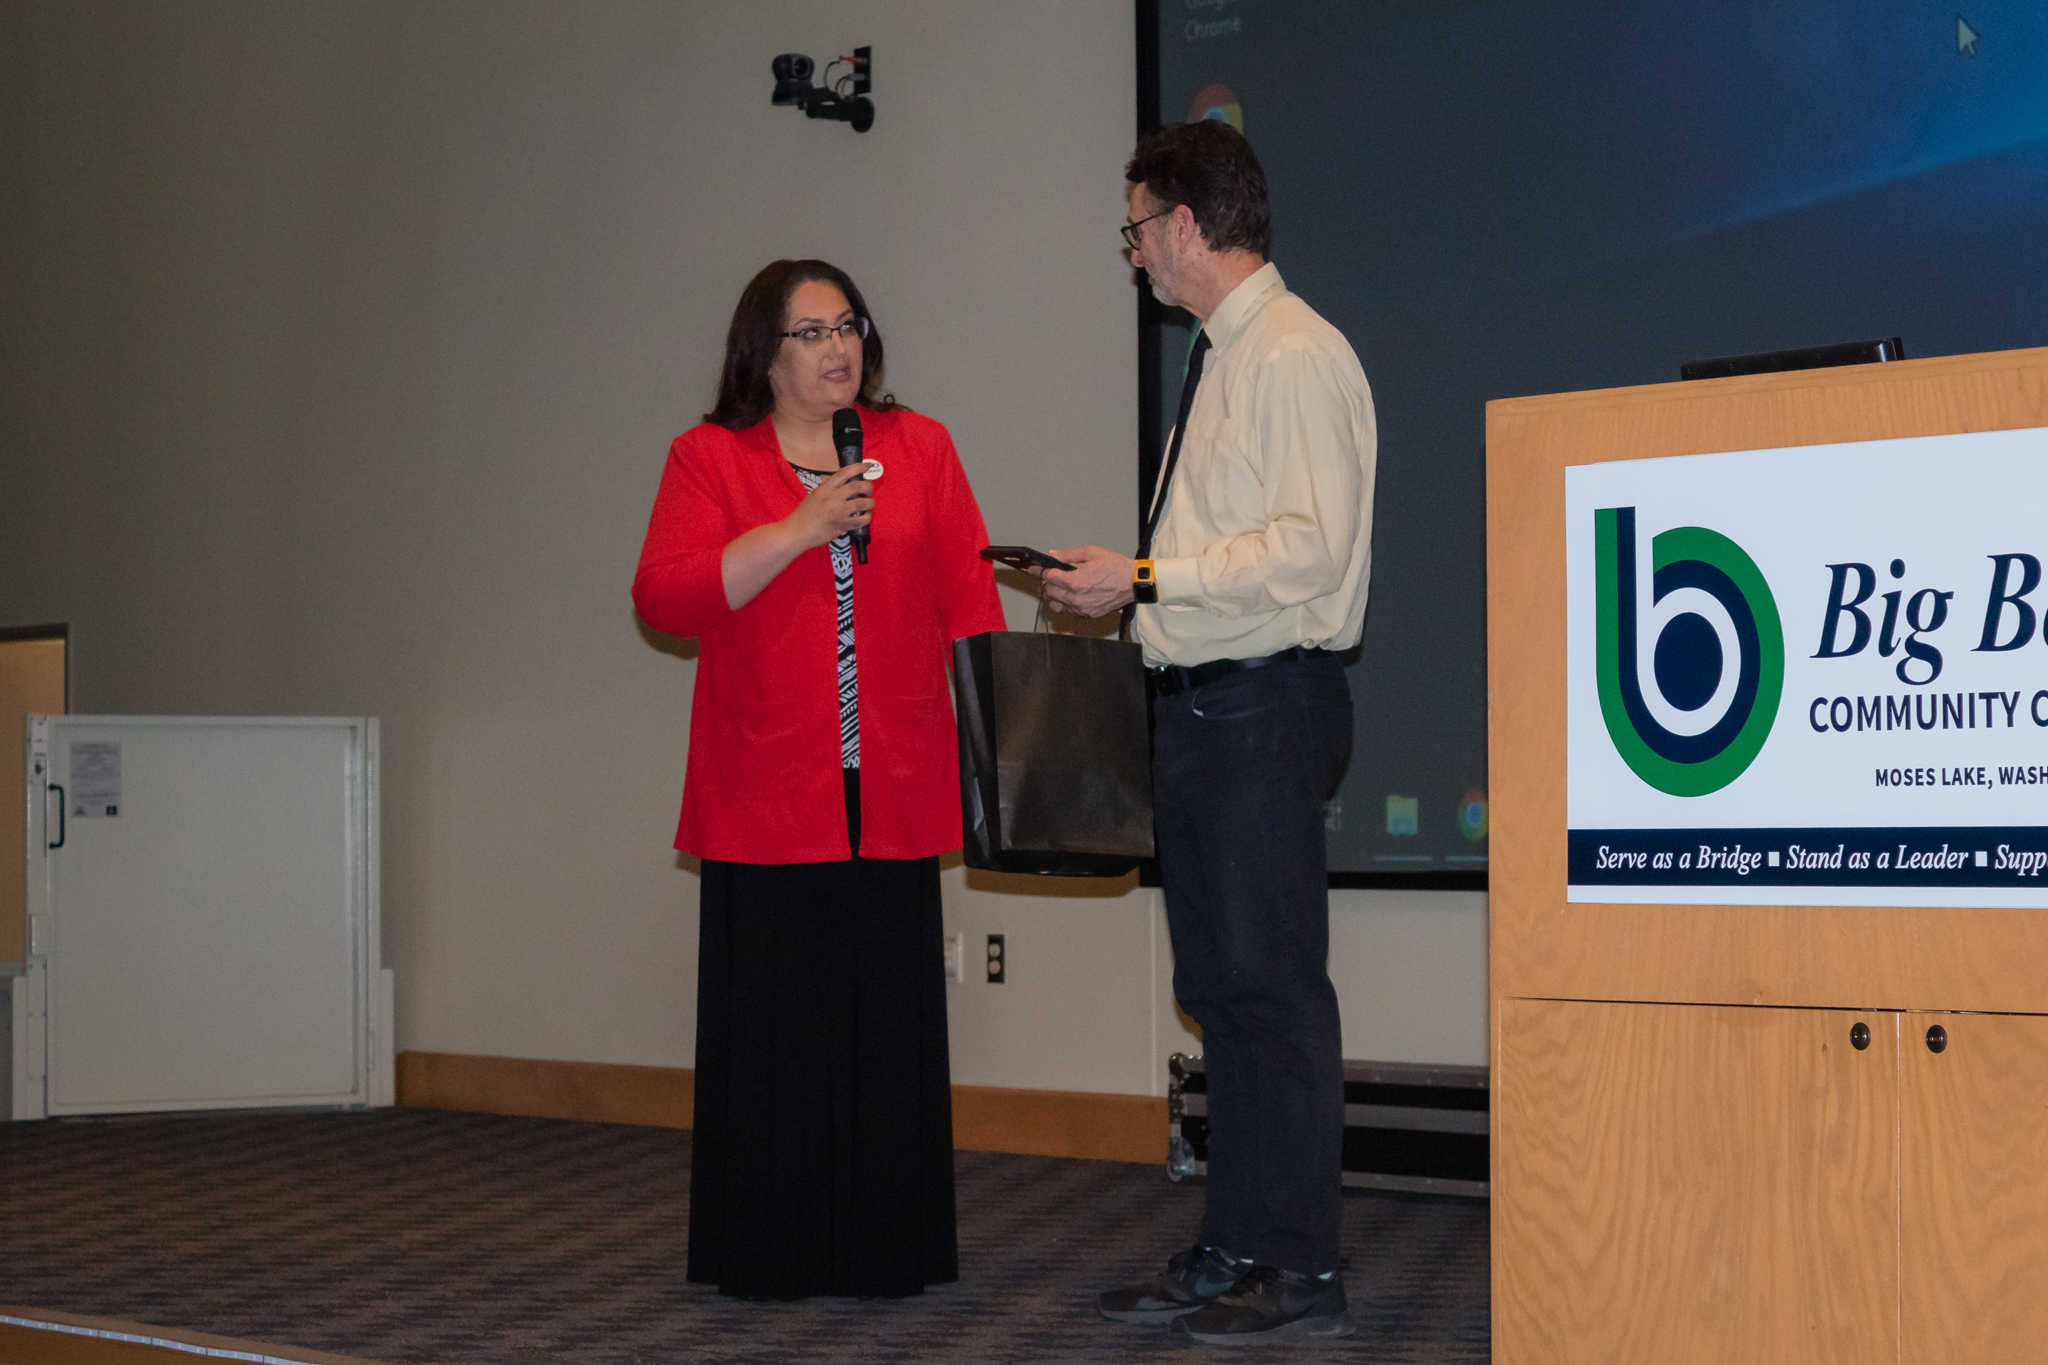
top-left (1125, 120), bottom-right (1272, 258)
top-left (705, 259), bottom-right (900, 430)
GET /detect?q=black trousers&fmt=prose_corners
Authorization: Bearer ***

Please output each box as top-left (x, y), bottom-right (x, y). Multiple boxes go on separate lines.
top-left (687, 772), bottom-right (958, 1299)
top-left (1153, 653), bottom-right (1352, 1274)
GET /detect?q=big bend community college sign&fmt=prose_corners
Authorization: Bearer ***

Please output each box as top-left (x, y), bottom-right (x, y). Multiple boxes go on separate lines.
top-left (1567, 426), bottom-right (2048, 907)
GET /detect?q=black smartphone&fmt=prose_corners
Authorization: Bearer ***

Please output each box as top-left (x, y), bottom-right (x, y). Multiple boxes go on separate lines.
top-left (980, 544), bottom-right (1077, 573)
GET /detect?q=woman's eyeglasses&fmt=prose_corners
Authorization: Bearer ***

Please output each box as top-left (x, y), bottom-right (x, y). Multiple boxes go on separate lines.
top-left (780, 317), bottom-right (872, 347)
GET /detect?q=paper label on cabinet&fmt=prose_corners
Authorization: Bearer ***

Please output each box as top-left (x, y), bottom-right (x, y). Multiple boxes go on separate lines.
top-left (68, 741), bottom-right (121, 819)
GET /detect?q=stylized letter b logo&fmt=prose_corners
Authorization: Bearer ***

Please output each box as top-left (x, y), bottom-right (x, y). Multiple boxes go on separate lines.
top-left (1595, 507), bottom-right (1785, 796)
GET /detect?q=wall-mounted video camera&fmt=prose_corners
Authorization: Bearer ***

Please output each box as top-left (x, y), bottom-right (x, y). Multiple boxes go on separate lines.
top-left (771, 47), bottom-right (874, 134)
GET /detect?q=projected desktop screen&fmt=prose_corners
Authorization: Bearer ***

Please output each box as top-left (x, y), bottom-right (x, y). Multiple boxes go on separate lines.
top-left (1141, 0), bottom-right (2048, 885)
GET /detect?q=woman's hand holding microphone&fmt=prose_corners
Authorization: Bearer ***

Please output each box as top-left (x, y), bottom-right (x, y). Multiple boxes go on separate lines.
top-left (786, 463), bottom-right (875, 550)
top-left (720, 462), bottom-right (880, 611)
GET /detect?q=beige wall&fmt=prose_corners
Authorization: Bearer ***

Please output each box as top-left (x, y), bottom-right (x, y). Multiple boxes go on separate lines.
top-left (0, 0), bottom-right (1486, 1096)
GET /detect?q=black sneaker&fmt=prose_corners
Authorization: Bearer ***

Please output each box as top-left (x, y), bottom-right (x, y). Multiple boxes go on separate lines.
top-left (1171, 1263), bottom-right (1355, 1344)
top-left (1097, 1244), bottom-right (1251, 1323)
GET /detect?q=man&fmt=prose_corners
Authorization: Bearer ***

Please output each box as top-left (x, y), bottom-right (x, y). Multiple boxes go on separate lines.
top-left (1039, 120), bottom-right (1375, 1345)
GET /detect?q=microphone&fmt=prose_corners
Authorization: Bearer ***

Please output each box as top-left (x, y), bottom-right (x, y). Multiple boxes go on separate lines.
top-left (832, 406), bottom-right (870, 563)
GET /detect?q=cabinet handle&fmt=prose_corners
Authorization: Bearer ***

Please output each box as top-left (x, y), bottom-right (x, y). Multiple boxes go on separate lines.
top-left (1926, 1023), bottom-right (1948, 1054)
top-left (1850, 1021), bottom-right (1870, 1051)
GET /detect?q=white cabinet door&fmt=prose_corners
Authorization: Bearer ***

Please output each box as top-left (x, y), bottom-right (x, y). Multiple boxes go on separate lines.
top-left (34, 717), bottom-right (374, 1114)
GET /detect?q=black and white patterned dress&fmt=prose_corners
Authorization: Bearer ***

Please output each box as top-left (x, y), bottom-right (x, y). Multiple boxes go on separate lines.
top-left (792, 465), bottom-right (859, 768)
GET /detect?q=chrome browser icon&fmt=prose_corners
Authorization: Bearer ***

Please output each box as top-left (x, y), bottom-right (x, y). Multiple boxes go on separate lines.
top-left (1188, 83), bottom-right (1243, 132)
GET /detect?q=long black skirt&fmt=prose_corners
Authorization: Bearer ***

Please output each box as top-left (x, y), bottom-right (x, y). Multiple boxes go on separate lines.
top-left (687, 775), bottom-right (958, 1300)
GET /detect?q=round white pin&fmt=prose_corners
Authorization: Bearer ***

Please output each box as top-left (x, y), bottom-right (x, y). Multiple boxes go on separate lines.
top-left (862, 460), bottom-right (884, 481)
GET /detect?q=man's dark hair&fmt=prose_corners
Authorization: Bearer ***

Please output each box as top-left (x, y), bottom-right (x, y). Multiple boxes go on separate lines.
top-left (705, 258), bottom-right (900, 430)
top-left (1125, 120), bottom-right (1271, 258)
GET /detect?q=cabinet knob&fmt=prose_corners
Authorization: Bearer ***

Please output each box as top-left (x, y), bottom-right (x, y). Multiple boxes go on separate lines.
top-left (1926, 1023), bottom-right (1948, 1054)
top-left (1849, 1021), bottom-right (1870, 1051)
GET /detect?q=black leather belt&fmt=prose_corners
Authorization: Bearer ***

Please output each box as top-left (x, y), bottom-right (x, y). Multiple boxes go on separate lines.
top-left (1151, 645), bottom-right (1331, 697)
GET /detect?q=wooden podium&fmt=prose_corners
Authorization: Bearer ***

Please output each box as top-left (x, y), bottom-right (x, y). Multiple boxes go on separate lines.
top-left (1487, 346), bottom-right (2048, 1364)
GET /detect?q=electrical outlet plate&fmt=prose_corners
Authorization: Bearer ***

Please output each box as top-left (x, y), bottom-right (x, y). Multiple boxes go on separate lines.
top-left (986, 933), bottom-right (1005, 984)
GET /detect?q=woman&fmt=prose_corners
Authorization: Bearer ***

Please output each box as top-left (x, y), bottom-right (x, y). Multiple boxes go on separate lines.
top-left (632, 260), bottom-right (1004, 1300)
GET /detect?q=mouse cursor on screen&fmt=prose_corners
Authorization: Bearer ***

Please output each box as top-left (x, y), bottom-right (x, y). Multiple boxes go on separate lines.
top-left (1958, 16), bottom-right (1979, 56)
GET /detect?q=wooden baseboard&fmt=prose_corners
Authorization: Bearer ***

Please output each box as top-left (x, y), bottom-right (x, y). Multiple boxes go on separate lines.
top-left (395, 1051), bottom-right (695, 1129)
top-left (396, 1051), bottom-right (1167, 1165)
top-left (949, 1083), bottom-right (1167, 1165)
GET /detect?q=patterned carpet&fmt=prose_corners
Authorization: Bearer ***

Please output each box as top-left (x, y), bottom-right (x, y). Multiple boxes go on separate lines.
top-left (0, 1110), bottom-right (1489, 1364)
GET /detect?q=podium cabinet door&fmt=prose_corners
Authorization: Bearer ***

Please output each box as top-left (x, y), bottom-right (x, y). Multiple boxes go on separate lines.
top-left (1495, 998), bottom-right (1898, 1365)
top-left (1900, 1010), bottom-right (2048, 1364)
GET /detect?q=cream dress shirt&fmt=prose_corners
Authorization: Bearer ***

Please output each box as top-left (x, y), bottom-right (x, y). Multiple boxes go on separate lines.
top-left (1139, 262), bottom-right (1378, 669)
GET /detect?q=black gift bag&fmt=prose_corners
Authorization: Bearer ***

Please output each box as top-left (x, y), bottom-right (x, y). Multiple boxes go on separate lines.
top-left (951, 630), bottom-right (1154, 876)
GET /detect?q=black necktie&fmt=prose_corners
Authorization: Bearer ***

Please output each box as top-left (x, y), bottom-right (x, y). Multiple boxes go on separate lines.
top-left (1139, 329), bottom-right (1211, 561)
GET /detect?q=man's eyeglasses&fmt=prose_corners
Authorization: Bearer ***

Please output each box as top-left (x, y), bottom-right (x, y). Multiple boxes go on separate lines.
top-left (1120, 207), bottom-right (1173, 250)
top-left (781, 317), bottom-right (872, 347)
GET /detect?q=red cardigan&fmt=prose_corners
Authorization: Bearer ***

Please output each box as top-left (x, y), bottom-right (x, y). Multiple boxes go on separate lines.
top-left (633, 407), bottom-right (1005, 863)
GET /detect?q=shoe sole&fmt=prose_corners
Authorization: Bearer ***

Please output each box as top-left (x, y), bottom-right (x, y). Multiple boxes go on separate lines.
top-left (1099, 1302), bottom-right (1207, 1324)
top-left (1174, 1309), bottom-right (1357, 1344)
